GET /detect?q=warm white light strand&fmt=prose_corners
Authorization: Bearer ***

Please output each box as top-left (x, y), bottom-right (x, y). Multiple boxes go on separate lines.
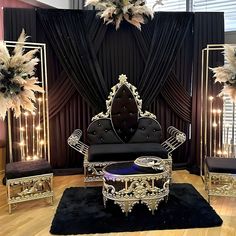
top-left (32, 111), bottom-right (36, 157)
top-left (25, 112), bottom-right (29, 158)
top-left (37, 97), bottom-right (41, 157)
top-left (209, 96), bottom-right (214, 156)
top-left (217, 109), bottom-right (222, 156)
top-left (19, 115), bottom-right (23, 159)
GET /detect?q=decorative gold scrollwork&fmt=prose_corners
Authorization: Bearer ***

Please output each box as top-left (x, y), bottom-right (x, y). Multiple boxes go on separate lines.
top-left (102, 165), bottom-right (170, 215)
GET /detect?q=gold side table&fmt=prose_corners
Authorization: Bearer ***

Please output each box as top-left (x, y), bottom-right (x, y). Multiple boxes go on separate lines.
top-left (102, 158), bottom-right (169, 216)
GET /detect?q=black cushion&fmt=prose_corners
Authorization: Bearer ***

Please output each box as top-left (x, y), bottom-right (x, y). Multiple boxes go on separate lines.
top-left (6, 159), bottom-right (52, 179)
top-left (206, 157), bottom-right (236, 174)
top-left (130, 117), bottom-right (162, 143)
top-left (88, 143), bottom-right (168, 162)
top-left (87, 117), bottom-right (162, 145)
top-left (87, 119), bottom-right (122, 145)
top-left (111, 84), bottom-right (139, 143)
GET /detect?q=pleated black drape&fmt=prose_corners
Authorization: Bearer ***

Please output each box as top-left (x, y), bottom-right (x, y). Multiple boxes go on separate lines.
top-left (96, 21), bottom-right (145, 89)
top-left (133, 12), bottom-right (193, 108)
top-left (37, 10), bottom-right (108, 111)
top-left (161, 72), bottom-right (192, 123)
top-left (36, 12), bottom-right (96, 169)
top-left (3, 8), bottom-right (224, 172)
top-left (148, 24), bottom-right (193, 165)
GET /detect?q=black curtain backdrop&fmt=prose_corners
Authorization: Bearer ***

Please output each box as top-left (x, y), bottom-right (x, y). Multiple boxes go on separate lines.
top-left (37, 10), bottom-right (108, 111)
top-left (3, 8), bottom-right (224, 172)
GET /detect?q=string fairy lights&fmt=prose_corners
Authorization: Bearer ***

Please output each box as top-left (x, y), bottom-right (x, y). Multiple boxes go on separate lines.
top-left (18, 95), bottom-right (45, 161)
top-left (4, 37), bottom-right (50, 163)
top-left (208, 95), bottom-right (234, 157)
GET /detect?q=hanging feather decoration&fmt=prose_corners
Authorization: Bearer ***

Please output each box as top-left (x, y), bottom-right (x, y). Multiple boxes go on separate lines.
top-left (0, 29), bottom-right (44, 119)
top-left (211, 44), bottom-right (236, 102)
top-left (85, 0), bottom-right (162, 30)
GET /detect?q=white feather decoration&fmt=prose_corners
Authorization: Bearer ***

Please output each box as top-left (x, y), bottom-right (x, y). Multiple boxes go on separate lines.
top-left (0, 41), bottom-right (10, 65)
top-left (220, 85), bottom-right (236, 102)
top-left (0, 29), bottom-right (44, 119)
top-left (211, 66), bottom-right (234, 83)
top-left (13, 29), bottom-right (28, 57)
top-left (224, 44), bottom-right (236, 71)
top-left (84, 0), bottom-right (159, 30)
top-left (211, 45), bottom-right (236, 102)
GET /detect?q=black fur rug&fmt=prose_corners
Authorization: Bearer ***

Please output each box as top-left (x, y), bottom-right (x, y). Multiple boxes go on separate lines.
top-left (50, 183), bottom-right (222, 235)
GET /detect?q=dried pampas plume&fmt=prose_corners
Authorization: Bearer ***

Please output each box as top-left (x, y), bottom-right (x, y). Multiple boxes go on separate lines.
top-left (211, 44), bottom-right (236, 102)
top-left (85, 0), bottom-right (160, 30)
top-left (0, 29), bottom-right (44, 119)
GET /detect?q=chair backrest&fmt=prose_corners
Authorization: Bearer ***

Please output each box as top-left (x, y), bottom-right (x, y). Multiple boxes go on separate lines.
top-left (87, 74), bottom-right (162, 145)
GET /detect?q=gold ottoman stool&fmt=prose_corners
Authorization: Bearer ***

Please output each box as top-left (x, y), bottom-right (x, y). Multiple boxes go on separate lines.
top-left (6, 159), bottom-right (53, 213)
top-left (102, 157), bottom-right (169, 216)
top-left (204, 157), bottom-right (236, 203)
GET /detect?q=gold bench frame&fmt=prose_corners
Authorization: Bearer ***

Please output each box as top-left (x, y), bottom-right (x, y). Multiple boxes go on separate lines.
top-left (7, 173), bottom-right (53, 214)
top-left (204, 161), bottom-right (236, 203)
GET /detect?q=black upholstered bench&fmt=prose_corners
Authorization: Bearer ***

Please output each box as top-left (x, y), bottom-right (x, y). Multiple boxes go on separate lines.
top-left (204, 157), bottom-right (236, 202)
top-left (6, 159), bottom-right (53, 213)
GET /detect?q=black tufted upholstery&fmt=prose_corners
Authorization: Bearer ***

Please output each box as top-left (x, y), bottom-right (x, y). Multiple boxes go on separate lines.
top-left (129, 117), bottom-right (162, 143)
top-left (88, 143), bottom-right (168, 162)
top-left (111, 85), bottom-right (138, 143)
top-left (87, 119), bottom-right (122, 144)
top-left (85, 79), bottom-right (168, 164)
top-left (87, 117), bottom-right (162, 145)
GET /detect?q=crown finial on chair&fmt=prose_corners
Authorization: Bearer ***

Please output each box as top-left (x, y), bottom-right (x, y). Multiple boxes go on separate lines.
top-left (119, 74), bottom-right (127, 84)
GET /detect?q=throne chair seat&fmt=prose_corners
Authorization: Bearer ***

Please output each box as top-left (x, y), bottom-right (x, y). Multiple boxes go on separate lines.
top-left (68, 74), bottom-right (186, 182)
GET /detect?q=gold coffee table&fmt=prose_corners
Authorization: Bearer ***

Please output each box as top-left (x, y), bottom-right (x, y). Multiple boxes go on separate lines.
top-left (102, 157), bottom-right (169, 216)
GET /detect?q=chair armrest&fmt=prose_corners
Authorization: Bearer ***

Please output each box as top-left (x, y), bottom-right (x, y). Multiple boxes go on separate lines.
top-left (67, 129), bottom-right (89, 156)
top-left (161, 126), bottom-right (186, 154)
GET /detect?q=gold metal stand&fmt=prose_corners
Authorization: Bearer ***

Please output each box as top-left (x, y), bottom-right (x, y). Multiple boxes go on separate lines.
top-left (5, 41), bottom-right (50, 163)
top-left (200, 44), bottom-right (236, 180)
top-left (4, 41), bottom-right (53, 213)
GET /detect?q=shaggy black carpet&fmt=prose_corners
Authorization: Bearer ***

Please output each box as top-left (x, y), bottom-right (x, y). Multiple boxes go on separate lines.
top-left (50, 183), bottom-right (222, 235)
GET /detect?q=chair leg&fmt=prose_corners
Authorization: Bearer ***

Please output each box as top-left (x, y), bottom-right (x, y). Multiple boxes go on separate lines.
top-left (50, 176), bottom-right (54, 205)
top-left (7, 183), bottom-right (11, 214)
top-left (50, 196), bottom-right (54, 205)
top-left (8, 204), bottom-right (11, 214)
top-left (204, 162), bottom-right (211, 203)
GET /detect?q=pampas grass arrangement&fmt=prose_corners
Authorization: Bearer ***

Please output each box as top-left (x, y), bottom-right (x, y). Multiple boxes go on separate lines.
top-left (85, 0), bottom-right (162, 30)
top-left (0, 29), bottom-right (44, 119)
top-left (211, 44), bottom-right (236, 101)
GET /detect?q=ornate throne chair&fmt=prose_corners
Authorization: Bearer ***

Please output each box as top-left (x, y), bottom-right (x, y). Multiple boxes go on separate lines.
top-left (68, 74), bottom-right (186, 182)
